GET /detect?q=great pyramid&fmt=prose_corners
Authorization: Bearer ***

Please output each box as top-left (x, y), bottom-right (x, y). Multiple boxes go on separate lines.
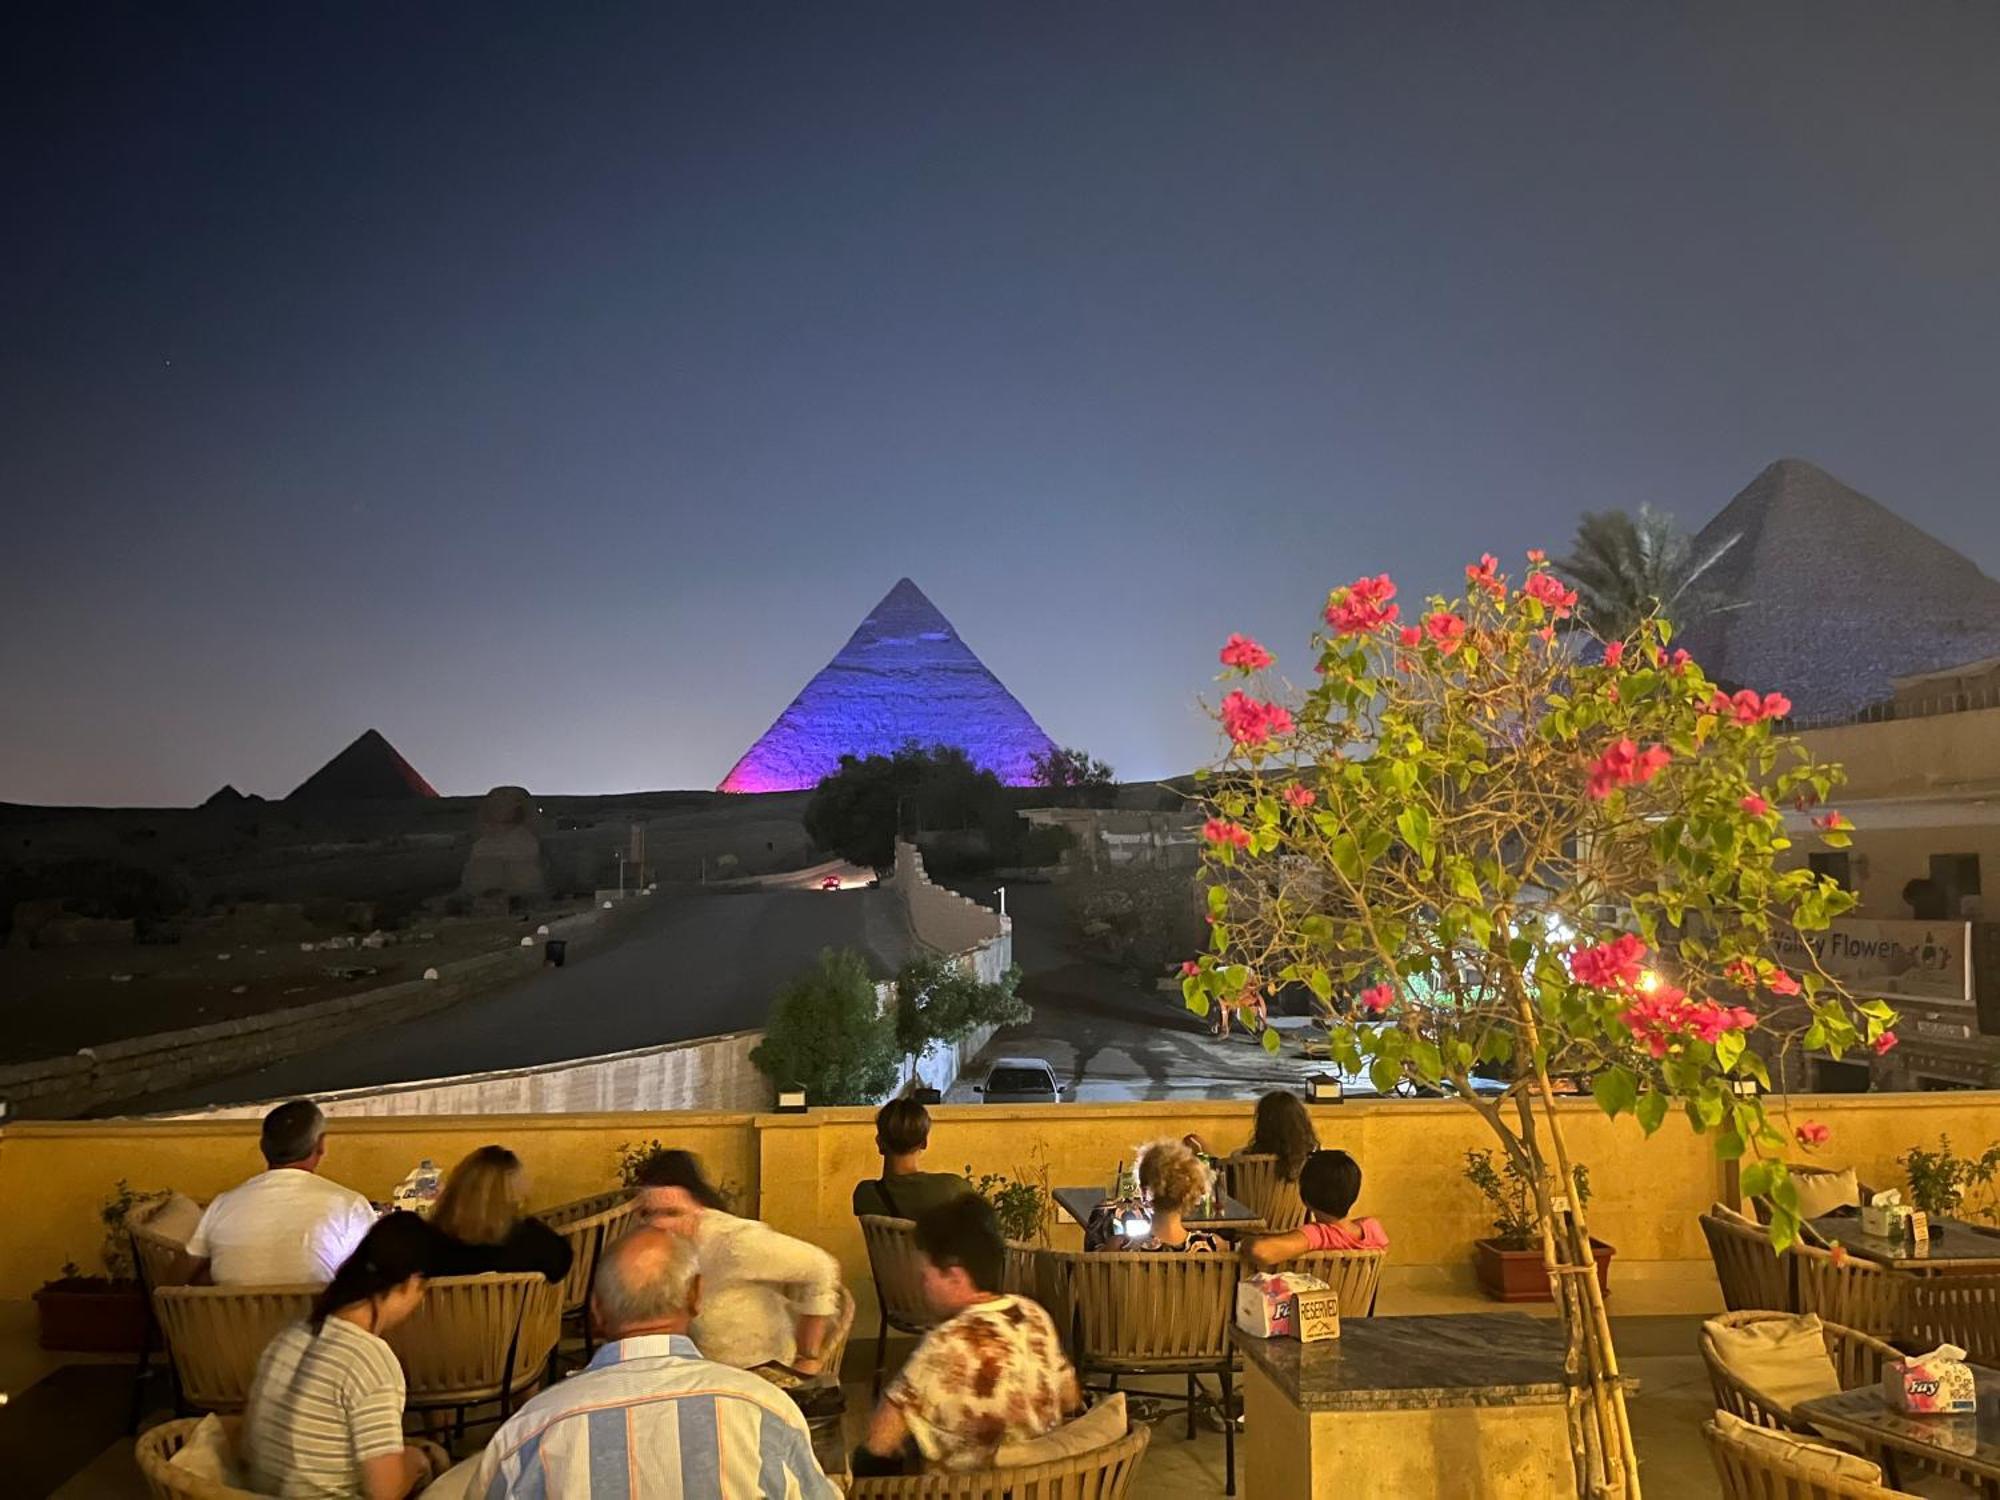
top-left (1677, 458), bottom-right (2000, 725)
top-left (719, 578), bottom-right (1058, 792)
top-left (286, 729), bottom-right (440, 802)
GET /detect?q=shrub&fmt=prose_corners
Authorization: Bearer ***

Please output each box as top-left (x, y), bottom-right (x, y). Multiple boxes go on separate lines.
top-left (893, 957), bottom-right (1030, 1057)
top-left (751, 948), bottom-right (903, 1105)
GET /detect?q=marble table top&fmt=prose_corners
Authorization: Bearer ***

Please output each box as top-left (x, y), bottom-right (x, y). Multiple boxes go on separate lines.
top-left (1798, 1365), bottom-right (2000, 1481)
top-left (1234, 1313), bottom-right (1576, 1412)
top-left (1807, 1212), bottom-right (2000, 1267)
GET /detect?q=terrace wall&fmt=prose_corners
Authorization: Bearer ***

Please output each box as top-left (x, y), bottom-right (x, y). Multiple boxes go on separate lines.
top-left (8, 1092), bottom-right (2000, 1328)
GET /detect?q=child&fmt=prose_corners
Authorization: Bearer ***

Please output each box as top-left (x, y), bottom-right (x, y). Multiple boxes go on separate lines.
top-left (1243, 1149), bottom-right (1386, 1269)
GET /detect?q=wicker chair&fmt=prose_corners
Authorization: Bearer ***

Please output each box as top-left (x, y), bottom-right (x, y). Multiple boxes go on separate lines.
top-left (1701, 1211), bottom-right (1796, 1312)
top-left (135, 1416), bottom-right (450, 1500)
top-left (819, 1281), bottom-right (859, 1383)
top-left (129, 1220), bottom-right (203, 1429)
top-left (1704, 1416), bottom-right (1917, 1499)
top-left (1223, 1154), bottom-right (1304, 1233)
top-left (847, 1425), bottom-right (1152, 1499)
top-left (1904, 1272), bottom-right (2000, 1365)
top-left (1006, 1243), bottom-right (1076, 1352)
top-left (1061, 1250), bottom-right (1240, 1495)
top-left (861, 1215), bottom-right (942, 1396)
top-left (1793, 1244), bottom-right (1905, 1340)
top-left (548, 1200), bottom-right (633, 1368)
top-left (1285, 1250), bottom-right (1385, 1318)
top-left (1700, 1311), bottom-right (1899, 1431)
top-left (152, 1285), bottom-right (320, 1414)
top-left (540, 1188), bottom-right (630, 1227)
top-left (384, 1272), bottom-right (561, 1440)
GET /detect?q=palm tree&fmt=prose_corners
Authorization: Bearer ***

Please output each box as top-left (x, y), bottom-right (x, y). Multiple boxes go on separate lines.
top-left (1554, 505), bottom-right (1741, 641)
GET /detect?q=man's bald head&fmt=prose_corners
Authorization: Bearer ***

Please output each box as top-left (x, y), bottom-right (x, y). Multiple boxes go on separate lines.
top-left (591, 1228), bottom-right (701, 1340)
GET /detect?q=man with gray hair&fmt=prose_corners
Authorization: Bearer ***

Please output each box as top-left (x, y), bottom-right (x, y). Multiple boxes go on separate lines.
top-left (471, 1228), bottom-right (839, 1497)
top-left (186, 1098), bottom-right (376, 1284)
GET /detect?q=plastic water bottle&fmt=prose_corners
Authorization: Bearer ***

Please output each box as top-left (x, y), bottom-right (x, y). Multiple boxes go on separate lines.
top-left (394, 1158), bottom-right (443, 1216)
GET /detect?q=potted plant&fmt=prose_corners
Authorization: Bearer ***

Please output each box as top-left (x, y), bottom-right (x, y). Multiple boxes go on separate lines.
top-left (1899, 1135), bottom-right (2000, 1221)
top-left (1465, 1150), bottom-right (1612, 1301)
top-left (34, 1180), bottom-right (170, 1352)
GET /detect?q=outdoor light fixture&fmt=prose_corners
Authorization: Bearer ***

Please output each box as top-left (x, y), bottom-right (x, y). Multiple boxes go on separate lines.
top-left (776, 1088), bottom-right (809, 1113)
top-left (1729, 1078), bottom-right (1760, 1098)
top-left (1306, 1073), bottom-right (1344, 1104)
top-left (1637, 969), bottom-right (1663, 993)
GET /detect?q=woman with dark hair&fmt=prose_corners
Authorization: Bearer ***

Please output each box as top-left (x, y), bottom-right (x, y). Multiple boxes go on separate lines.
top-left (634, 1149), bottom-right (841, 1373)
top-left (242, 1212), bottom-right (441, 1498)
top-left (427, 1145), bottom-right (572, 1283)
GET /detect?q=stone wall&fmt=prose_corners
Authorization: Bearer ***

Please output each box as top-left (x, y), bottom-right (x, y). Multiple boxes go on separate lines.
top-left (1019, 807), bottom-right (1202, 874)
top-left (888, 839), bottom-right (1009, 955)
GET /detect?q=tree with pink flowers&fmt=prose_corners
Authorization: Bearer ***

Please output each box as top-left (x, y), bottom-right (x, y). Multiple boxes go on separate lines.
top-left (1191, 551), bottom-right (1889, 1500)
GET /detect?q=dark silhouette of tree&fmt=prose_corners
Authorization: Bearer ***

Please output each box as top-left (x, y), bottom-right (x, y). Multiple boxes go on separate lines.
top-left (804, 743), bottom-right (1010, 870)
top-left (1554, 505), bottom-right (1740, 641)
top-left (1029, 746), bottom-right (1117, 808)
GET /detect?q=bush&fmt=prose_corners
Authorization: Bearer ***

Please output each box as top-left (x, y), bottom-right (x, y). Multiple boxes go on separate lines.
top-left (805, 744), bottom-right (1012, 871)
top-left (751, 948), bottom-right (903, 1105)
top-left (893, 957), bottom-right (1030, 1057)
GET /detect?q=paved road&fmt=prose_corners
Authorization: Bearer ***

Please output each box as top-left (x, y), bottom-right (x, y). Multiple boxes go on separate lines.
top-left (125, 886), bottom-right (913, 1112)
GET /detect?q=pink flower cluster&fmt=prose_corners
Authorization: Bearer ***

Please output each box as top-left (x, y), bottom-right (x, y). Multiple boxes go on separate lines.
top-left (1587, 738), bottom-right (1672, 799)
top-left (1221, 690), bottom-right (1295, 745)
top-left (1722, 957), bottom-right (1801, 997)
top-left (1707, 688), bottom-right (1793, 724)
top-left (1622, 986), bottom-right (1756, 1058)
top-left (1796, 1121), bottom-right (1831, 1149)
top-left (1203, 818), bottom-right (1251, 850)
top-left (1327, 574), bottom-right (1399, 635)
top-left (1283, 784), bottom-right (1317, 809)
top-left (1522, 571), bottom-right (1578, 617)
top-left (1602, 640), bottom-right (1626, 668)
top-left (1219, 634), bottom-right (1274, 671)
top-left (1357, 982), bottom-right (1395, 1016)
top-left (1466, 554), bottom-right (1505, 597)
top-left (1568, 933), bottom-right (1648, 990)
top-left (1740, 795), bottom-right (1770, 816)
top-left (1424, 611), bottom-right (1467, 654)
top-left (1874, 1031), bottom-right (1899, 1056)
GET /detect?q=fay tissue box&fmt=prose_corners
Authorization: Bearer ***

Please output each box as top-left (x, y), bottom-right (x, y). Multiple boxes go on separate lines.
top-left (1235, 1272), bottom-right (1329, 1339)
top-left (1885, 1345), bottom-right (1977, 1414)
top-left (1862, 1190), bottom-right (1911, 1241)
top-left (1296, 1287), bottom-right (1341, 1343)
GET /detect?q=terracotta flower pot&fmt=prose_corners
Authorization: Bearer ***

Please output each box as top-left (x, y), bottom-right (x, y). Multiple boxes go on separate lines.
top-left (33, 1278), bottom-right (150, 1352)
top-left (1473, 1237), bottom-right (1616, 1302)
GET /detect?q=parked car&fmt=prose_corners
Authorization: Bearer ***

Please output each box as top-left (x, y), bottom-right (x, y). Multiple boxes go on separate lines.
top-left (973, 1057), bottom-right (1064, 1103)
top-left (819, 875), bottom-right (843, 891)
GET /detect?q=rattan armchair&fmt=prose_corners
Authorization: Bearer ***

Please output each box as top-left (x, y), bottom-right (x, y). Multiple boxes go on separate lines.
top-left (861, 1215), bottom-right (942, 1396)
top-left (1904, 1272), bottom-right (2000, 1365)
top-left (1061, 1250), bottom-right (1240, 1495)
top-left (847, 1425), bottom-right (1152, 1499)
top-left (135, 1416), bottom-right (450, 1500)
top-left (1285, 1249), bottom-right (1385, 1318)
top-left (548, 1200), bottom-right (633, 1368)
top-left (1704, 1417), bottom-right (1917, 1499)
top-left (151, 1285), bottom-right (320, 1414)
top-left (384, 1272), bottom-right (561, 1440)
top-left (129, 1219), bottom-right (203, 1429)
top-left (1005, 1243), bottom-right (1075, 1351)
top-left (1701, 1210), bottom-right (1796, 1312)
top-left (1792, 1244), bottom-right (1905, 1340)
top-left (1700, 1311), bottom-right (1899, 1432)
top-left (1223, 1154), bottom-right (1304, 1234)
top-left (540, 1188), bottom-right (631, 1227)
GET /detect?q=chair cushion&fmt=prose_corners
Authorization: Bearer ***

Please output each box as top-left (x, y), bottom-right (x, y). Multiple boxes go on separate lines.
top-left (143, 1192), bottom-right (204, 1247)
top-left (1706, 1314), bottom-right (1842, 1413)
top-left (1791, 1167), bottom-right (1860, 1220)
top-left (166, 1414), bottom-right (250, 1488)
top-left (994, 1392), bottom-right (1127, 1468)
top-left (1712, 1408), bottom-right (1883, 1484)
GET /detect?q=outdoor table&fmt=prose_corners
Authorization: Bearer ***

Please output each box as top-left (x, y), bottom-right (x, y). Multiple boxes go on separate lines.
top-left (1051, 1184), bottom-right (1264, 1234)
top-left (1808, 1213), bottom-right (2000, 1272)
top-left (1233, 1313), bottom-right (1585, 1499)
top-left (1798, 1363), bottom-right (2000, 1497)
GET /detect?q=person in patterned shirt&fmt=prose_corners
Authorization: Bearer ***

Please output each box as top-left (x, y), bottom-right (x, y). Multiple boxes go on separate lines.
top-left (857, 1195), bottom-right (1080, 1474)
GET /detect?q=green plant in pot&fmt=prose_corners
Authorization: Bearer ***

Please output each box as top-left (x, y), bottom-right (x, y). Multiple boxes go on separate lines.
top-left (1899, 1136), bottom-right (2000, 1222)
top-left (1464, 1150), bottom-right (1612, 1302)
top-left (966, 1147), bottom-right (1053, 1246)
top-left (34, 1180), bottom-right (170, 1353)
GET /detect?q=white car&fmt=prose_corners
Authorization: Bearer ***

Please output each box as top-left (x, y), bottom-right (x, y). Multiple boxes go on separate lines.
top-left (973, 1056), bottom-right (1065, 1104)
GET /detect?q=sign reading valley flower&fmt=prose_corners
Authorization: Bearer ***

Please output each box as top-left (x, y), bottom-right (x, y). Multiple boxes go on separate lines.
top-left (1771, 919), bottom-right (1971, 1008)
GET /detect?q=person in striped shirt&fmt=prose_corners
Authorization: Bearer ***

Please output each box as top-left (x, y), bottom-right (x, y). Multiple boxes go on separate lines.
top-left (470, 1227), bottom-right (839, 1499)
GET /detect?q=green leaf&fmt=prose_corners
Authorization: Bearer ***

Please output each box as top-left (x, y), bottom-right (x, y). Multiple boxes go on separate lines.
top-left (1184, 990), bottom-right (1210, 1018)
top-left (1261, 1027), bottom-right (1282, 1055)
top-left (1591, 1066), bottom-right (1638, 1119)
top-left (1741, 1161), bottom-right (1778, 1199)
top-left (1207, 883), bottom-right (1229, 917)
top-left (1635, 1091), bottom-right (1669, 1136)
top-left (1715, 1030), bottom-right (1746, 1072)
top-left (1395, 805), bottom-right (1435, 867)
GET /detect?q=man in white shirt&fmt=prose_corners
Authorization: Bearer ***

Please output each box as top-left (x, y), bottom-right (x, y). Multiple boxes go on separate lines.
top-left (471, 1229), bottom-right (838, 1498)
top-left (187, 1099), bottom-right (377, 1285)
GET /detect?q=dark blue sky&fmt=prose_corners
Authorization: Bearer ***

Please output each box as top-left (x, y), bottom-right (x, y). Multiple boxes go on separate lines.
top-left (6, 2), bottom-right (1998, 804)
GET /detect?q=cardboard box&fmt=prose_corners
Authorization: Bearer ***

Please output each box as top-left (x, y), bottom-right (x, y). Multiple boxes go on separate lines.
top-left (1235, 1272), bottom-right (1329, 1339)
top-left (1885, 1346), bottom-right (1977, 1414)
top-left (1297, 1287), bottom-right (1341, 1342)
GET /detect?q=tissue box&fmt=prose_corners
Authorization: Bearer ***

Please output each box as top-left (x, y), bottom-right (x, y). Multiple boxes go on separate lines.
top-left (1862, 1200), bottom-right (1911, 1240)
top-left (1297, 1287), bottom-right (1341, 1343)
top-left (1235, 1272), bottom-right (1329, 1339)
top-left (1885, 1347), bottom-right (1978, 1414)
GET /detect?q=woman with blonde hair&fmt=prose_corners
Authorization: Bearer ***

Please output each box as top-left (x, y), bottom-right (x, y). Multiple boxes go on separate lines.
top-left (1092, 1139), bottom-right (1224, 1253)
top-left (427, 1145), bottom-right (572, 1282)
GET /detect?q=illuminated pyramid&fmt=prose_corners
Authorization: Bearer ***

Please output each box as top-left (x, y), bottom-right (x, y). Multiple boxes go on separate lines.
top-left (719, 579), bottom-right (1058, 793)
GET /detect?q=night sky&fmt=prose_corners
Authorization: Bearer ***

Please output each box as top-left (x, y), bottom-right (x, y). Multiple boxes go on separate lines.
top-left (7, 3), bottom-right (1999, 806)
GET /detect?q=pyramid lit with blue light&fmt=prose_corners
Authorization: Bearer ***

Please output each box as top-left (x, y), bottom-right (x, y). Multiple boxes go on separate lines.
top-left (719, 579), bottom-right (1058, 793)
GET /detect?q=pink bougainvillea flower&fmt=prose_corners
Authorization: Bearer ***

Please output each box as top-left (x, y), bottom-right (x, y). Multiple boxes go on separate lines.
top-left (1874, 1031), bottom-right (1900, 1055)
top-left (1202, 818), bottom-right (1251, 850)
top-left (1283, 783), bottom-right (1317, 809)
top-left (1587, 739), bottom-right (1671, 798)
top-left (1740, 795), bottom-right (1770, 816)
top-left (1526, 548), bottom-right (1547, 563)
top-left (1602, 640), bottom-right (1626, 668)
top-left (1796, 1121), bottom-right (1831, 1149)
top-left (1466, 553), bottom-right (1505, 596)
top-left (1634, 744), bottom-right (1672, 783)
top-left (1813, 811), bottom-right (1851, 833)
top-left (1357, 982), bottom-right (1395, 1016)
top-left (1219, 633), bottom-right (1274, 671)
top-left (1766, 970), bottom-right (1801, 997)
top-left (1722, 957), bottom-right (1759, 988)
top-left (1685, 1000), bottom-right (1759, 1045)
top-left (1760, 692), bottom-right (1792, 720)
top-left (1326, 574), bottom-right (1400, 635)
top-left (1669, 648), bottom-right (1692, 674)
top-left (1522, 571), bottom-right (1578, 618)
top-left (1705, 690), bottom-right (1734, 717)
top-left (1570, 932), bottom-right (1648, 991)
top-left (1399, 625), bottom-right (1423, 647)
top-left (1220, 690), bottom-right (1295, 745)
top-left (1536, 626), bottom-right (1557, 643)
top-left (1424, 610), bottom-right (1467, 654)
top-left (1180, 959), bottom-right (1201, 977)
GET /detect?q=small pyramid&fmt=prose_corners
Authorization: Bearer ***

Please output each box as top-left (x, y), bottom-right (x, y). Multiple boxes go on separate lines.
top-left (286, 729), bottom-right (440, 802)
top-left (1677, 459), bottom-right (2000, 723)
top-left (719, 579), bottom-right (1058, 792)
top-left (202, 784), bottom-right (245, 808)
